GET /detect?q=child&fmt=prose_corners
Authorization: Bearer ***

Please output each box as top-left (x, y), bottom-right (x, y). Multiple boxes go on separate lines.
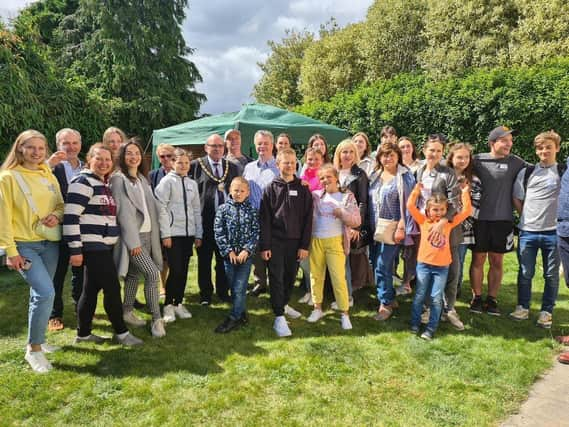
top-left (511, 131), bottom-right (564, 328)
top-left (297, 147), bottom-right (324, 304)
top-left (213, 177), bottom-right (259, 333)
top-left (407, 183), bottom-right (472, 340)
top-left (445, 142), bottom-right (482, 330)
top-left (307, 164), bottom-right (361, 330)
top-left (260, 148), bottom-right (313, 337)
top-left (154, 148), bottom-right (203, 323)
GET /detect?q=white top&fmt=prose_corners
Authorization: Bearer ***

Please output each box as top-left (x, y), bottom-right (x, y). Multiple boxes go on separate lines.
top-left (133, 179), bottom-right (152, 233)
top-left (313, 192), bottom-right (344, 238)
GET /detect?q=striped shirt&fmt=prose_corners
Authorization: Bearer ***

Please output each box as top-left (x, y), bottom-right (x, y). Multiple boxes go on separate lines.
top-left (64, 171), bottom-right (119, 254)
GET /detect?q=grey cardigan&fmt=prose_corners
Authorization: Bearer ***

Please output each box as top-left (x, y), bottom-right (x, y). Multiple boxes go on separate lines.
top-left (110, 172), bottom-right (170, 278)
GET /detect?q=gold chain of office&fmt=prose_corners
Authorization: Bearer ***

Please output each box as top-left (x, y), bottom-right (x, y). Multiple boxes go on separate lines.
top-left (198, 158), bottom-right (229, 191)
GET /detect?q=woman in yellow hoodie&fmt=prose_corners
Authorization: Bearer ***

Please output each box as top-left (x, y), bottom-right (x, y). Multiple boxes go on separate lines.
top-left (0, 130), bottom-right (64, 373)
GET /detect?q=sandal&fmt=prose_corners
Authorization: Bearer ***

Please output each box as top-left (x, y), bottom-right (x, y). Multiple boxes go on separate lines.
top-left (558, 351), bottom-right (569, 365)
top-left (374, 303), bottom-right (394, 321)
top-left (556, 336), bottom-right (569, 345)
top-left (48, 317), bottom-right (64, 332)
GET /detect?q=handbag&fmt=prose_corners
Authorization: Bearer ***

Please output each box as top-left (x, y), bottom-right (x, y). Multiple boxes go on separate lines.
top-left (373, 172), bottom-right (406, 244)
top-left (12, 171), bottom-right (62, 242)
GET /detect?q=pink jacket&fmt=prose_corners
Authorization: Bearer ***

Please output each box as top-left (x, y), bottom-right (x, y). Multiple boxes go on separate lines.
top-left (312, 189), bottom-right (361, 256)
top-left (301, 167), bottom-right (323, 192)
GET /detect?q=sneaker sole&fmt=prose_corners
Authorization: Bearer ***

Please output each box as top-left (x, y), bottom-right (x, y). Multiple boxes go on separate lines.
top-left (486, 312), bottom-right (501, 317)
top-left (537, 323), bottom-right (552, 329)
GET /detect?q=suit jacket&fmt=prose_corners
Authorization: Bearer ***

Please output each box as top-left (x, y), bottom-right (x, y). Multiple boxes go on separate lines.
top-left (148, 166), bottom-right (168, 192)
top-left (190, 156), bottom-right (240, 232)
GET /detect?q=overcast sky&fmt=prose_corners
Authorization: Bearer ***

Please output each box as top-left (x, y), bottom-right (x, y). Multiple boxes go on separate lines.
top-left (1, 0), bottom-right (373, 115)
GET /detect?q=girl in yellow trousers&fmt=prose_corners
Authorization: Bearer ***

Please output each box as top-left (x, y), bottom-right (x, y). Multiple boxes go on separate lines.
top-left (307, 164), bottom-right (361, 330)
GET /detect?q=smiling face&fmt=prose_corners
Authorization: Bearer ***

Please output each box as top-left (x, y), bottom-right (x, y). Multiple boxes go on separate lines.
top-left (427, 201), bottom-right (447, 222)
top-left (124, 144), bottom-right (142, 170)
top-left (276, 135), bottom-right (291, 152)
top-left (89, 147), bottom-right (113, 178)
top-left (451, 148), bottom-right (470, 174)
top-left (157, 147), bottom-right (174, 169)
top-left (339, 146), bottom-right (356, 169)
top-left (255, 134), bottom-right (274, 160)
top-left (423, 141), bottom-right (444, 166)
top-left (277, 153), bottom-right (297, 180)
top-left (205, 134), bottom-right (224, 162)
top-left (318, 168), bottom-right (340, 193)
top-left (20, 137), bottom-right (47, 168)
top-left (311, 138), bottom-right (326, 155)
top-left (305, 151), bottom-right (323, 169)
top-left (353, 135), bottom-right (368, 158)
top-left (379, 150), bottom-right (399, 172)
top-left (490, 134), bottom-right (513, 158)
top-left (107, 132), bottom-right (123, 156)
top-left (173, 154), bottom-right (191, 176)
top-left (58, 131), bottom-right (81, 162)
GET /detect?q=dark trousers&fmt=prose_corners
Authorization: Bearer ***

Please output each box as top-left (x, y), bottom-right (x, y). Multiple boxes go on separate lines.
top-left (268, 239), bottom-right (301, 316)
top-left (165, 236), bottom-right (194, 305)
top-left (77, 249), bottom-right (127, 337)
top-left (197, 232), bottom-right (228, 302)
top-left (51, 241), bottom-right (84, 318)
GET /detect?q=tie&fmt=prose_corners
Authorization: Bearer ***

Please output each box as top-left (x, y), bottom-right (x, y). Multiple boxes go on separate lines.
top-left (213, 162), bottom-right (224, 204)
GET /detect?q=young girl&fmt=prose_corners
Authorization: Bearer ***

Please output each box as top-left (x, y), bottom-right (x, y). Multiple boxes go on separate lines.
top-left (307, 164), bottom-right (361, 330)
top-left (299, 134), bottom-right (330, 176)
top-left (407, 183), bottom-right (472, 340)
top-left (0, 130), bottom-right (64, 372)
top-left (111, 141), bottom-right (171, 338)
top-left (154, 149), bottom-right (203, 322)
top-left (446, 143), bottom-right (482, 301)
top-left (398, 136), bottom-right (422, 173)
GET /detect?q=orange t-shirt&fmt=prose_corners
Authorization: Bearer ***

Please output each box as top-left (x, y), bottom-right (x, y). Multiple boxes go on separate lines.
top-left (407, 190), bottom-right (472, 267)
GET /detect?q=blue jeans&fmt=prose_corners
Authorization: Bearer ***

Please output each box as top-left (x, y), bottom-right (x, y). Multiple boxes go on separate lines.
top-left (457, 244), bottom-right (469, 291)
top-left (224, 258), bottom-right (253, 320)
top-left (411, 262), bottom-right (449, 334)
top-left (16, 241), bottom-right (59, 345)
top-left (517, 230), bottom-right (559, 313)
top-left (374, 242), bottom-right (400, 305)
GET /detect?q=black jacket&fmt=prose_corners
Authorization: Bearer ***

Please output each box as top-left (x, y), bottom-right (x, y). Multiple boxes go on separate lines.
top-left (259, 176), bottom-right (313, 251)
top-left (343, 165), bottom-right (370, 246)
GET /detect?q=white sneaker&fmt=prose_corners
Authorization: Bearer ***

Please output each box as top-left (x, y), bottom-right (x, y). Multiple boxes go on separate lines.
top-left (123, 310), bottom-right (146, 327)
top-left (537, 311), bottom-right (553, 329)
top-left (307, 308), bottom-right (325, 323)
top-left (151, 318), bottom-right (166, 338)
top-left (284, 305), bottom-right (302, 319)
top-left (298, 292), bottom-right (312, 304)
top-left (163, 304), bottom-right (176, 323)
top-left (273, 316), bottom-right (292, 337)
top-left (509, 305), bottom-right (529, 321)
top-left (421, 308), bottom-right (430, 325)
top-left (25, 350), bottom-right (52, 373)
top-left (174, 304), bottom-right (192, 319)
top-left (446, 309), bottom-right (465, 331)
top-left (115, 332), bottom-right (144, 346)
top-left (331, 298), bottom-right (354, 311)
top-left (341, 313), bottom-right (352, 330)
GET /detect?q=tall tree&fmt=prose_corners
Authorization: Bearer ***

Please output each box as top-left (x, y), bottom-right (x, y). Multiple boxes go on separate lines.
top-left (252, 29), bottom-right (314, 109)
top-left (56, 0), bottom-right (205, 139)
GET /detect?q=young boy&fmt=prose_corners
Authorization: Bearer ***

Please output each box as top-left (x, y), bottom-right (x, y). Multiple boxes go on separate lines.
top-left (259, 148), bottom-right (313, 337)
top-left (213, 177), bottom-right (259, 333)
top-left (511, 131), bottom-right (564, 328)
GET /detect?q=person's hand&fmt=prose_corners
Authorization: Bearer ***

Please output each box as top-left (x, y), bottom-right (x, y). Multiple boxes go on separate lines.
top-left (162, 238), bottom-right (172, 248)
top-left (261, 250), bottom-right (272, 261)
top-left (47, 151), bottom-right (67, 168)
top-left (40, 214), bottom-right (59, 227)
top-left (460, 182), bottom-right (471, 193)
top-left (69, 254), bottom-right (83, 267)
top-left (412, 182), bottom-right (423, 195)
top-left (194, 239), bottom-right (202, 248)
top-left (333, 208), bottom-right (343, 218)
top-left (301, 180), bottom-right (309, 187)
top-left (427, 219), bottom-right (446, 246)
top-left (349, 229), bottom-right (360, 242)
top-left (394, 228), bottom-right (405, 244)
top-left (229, 251), bottom-right (239, 264)
top-left (130, 247), bottom-right (142, 256)
top-left (236, 250), bottom-right (249, 263)
top-left (6, 255), bottom-right (25, 271)
top-left (297, 249), bottom-right (308, 261)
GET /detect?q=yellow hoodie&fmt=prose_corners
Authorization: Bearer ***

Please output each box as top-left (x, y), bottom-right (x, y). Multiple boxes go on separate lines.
top-left (0, 164), bottom-right (64, 257)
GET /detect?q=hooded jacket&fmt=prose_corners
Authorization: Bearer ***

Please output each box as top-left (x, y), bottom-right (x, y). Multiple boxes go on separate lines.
top-left (214, 198), bottom-right (259, 257)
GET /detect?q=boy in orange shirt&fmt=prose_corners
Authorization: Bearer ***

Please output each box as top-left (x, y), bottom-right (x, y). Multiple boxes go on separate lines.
top-left (407, 183), bottom-right (472, 340)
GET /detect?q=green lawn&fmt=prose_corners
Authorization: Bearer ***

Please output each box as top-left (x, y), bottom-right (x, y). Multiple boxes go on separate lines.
top-left (0, 252), bottom-right (566, 426)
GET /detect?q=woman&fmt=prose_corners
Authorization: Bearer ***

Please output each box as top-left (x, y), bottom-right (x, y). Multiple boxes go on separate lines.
top-left (276, 133), bottom-right (292, 152)
top-left (0, 130), bottom-right (64, 372)
top-left (110, 141), bottom-right (171, 338)
top-left (398, 136), bottom-right (422, 173)
top-left (369, 141), bottom-right (416, 321)
top-left (102, 126), bottom-right (127, 163)
top-left (333, 140), bottom-right (370, 301)
top-left (65, 143), bottom-right (143, 346)
top-left (353, 132), bottom-right (375, 177)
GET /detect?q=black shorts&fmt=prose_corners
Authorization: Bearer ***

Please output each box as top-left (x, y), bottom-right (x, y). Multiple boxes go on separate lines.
top-left (472, 220), bottom-right (515, 254)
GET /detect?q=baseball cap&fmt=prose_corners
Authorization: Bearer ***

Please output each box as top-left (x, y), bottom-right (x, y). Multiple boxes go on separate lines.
top-left (488, 126), bottom-right (515, 142)
top-left (224, 129), bottom-right (241, 140)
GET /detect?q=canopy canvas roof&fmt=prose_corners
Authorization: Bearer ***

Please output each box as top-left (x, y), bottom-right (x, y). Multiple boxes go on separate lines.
top-left (150, 103), bottom-right (350, 167)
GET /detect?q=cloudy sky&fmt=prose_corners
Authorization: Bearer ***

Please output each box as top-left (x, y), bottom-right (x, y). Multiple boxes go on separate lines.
top-left (1, 0), bottom-right (373, 115)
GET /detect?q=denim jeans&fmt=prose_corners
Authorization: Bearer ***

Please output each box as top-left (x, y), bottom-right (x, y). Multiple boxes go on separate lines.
top-left (517, 230), bottom-right (559, 313)
top-left (17, 241), bottom-right (59, 345)
top-left (411, 262), bottom-right (449, 334)
top-left (224, 258), bottom-right (253, 320)
top-left (374, 242), bottom-right (400, 305)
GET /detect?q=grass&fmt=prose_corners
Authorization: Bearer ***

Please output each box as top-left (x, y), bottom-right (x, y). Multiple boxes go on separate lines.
top-left (0, 251), bottom-right (567, 426)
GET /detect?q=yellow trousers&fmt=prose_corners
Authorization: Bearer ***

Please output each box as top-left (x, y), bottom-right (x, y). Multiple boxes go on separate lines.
top-left (309, 236), bottom-right (350, 312)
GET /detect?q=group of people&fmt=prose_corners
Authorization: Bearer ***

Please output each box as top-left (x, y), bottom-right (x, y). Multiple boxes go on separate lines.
top-left (2, 123), bottom-right (569, 374)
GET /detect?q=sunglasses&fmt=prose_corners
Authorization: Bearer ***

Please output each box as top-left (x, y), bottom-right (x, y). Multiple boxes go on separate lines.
top-left (159, 154), bottom-right (172, 159)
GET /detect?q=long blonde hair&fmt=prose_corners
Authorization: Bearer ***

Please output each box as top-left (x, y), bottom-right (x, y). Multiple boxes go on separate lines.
top-left (333, 139), bottom-right (360, 170)
top-left (1, 130), bottom-right (49, 170)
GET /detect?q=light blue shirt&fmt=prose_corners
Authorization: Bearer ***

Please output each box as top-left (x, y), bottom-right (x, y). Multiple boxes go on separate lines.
top-left (62, 160), bottom-right (83, 183)
top-left (243, 157), bottom-right (279, 210)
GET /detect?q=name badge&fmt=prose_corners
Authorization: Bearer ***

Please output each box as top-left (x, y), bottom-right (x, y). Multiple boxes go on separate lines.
top-left (497, 164), bottom-right (508, 170)
top-left (289, 190), bottom-right (298, 196)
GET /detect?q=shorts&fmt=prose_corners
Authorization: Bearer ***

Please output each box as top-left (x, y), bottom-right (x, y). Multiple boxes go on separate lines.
top-left (472, 220), bottom-right (515, 254)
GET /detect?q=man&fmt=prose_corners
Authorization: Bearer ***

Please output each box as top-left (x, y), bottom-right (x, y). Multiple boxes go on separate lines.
top-left (470, 126), bottom-right (526, 315)
top-left (243, 130), bottom-right (280, 296)
top-left (48, 128), bottom-right (85, 331)
top-left (149, 143), bottom-right (175, 191)
top-left (190, 134), bottom-right (240, 305)
top-left (224, 129), bottom-right (253, 174)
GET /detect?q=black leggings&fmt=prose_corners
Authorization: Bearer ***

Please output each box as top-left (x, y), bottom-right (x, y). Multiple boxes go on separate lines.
top-left (165, 236), bottom-right (194, 305)
top-left (77, 249), bottom-right (128, 337)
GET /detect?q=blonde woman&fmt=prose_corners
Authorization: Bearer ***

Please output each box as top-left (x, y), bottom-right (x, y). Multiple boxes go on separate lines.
top-left (0, 130), bottom-right (64, 372)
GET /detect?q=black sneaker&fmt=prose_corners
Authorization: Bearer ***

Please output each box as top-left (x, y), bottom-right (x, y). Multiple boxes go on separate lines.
top-left (214, 317), bottom-right (242, 333)
top-left (485, 297), bottom-right (501, 316)
top-left (470, 296), bottom-right (483, 314)
top-left (240, 312), bottom-right (249, 325)
top-left (248, 285), bottom-right (267, 297)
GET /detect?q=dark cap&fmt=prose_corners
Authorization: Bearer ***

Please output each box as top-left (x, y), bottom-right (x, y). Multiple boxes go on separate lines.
top-left (224, 129), bottom-right (240, 140)
top-left (488, 126), bottom-right (514, 142)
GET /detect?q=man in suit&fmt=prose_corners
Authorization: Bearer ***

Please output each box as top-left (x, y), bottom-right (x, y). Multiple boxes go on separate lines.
top-left (48, 128), bottom-right (85, 331)
top-left (190, 133), bottom-right (240, 305)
